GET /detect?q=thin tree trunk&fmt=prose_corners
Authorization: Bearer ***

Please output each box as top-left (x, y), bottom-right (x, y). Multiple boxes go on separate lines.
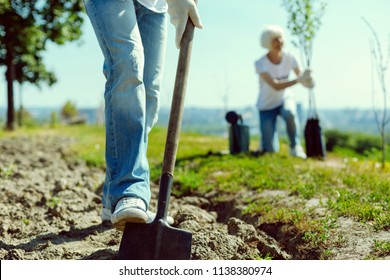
top-left (18, 84), bottom-right (23, 127)
top-left (382, 130), bottom-right (386, 169)
top-left (5, 52), bottom-right (15, 131)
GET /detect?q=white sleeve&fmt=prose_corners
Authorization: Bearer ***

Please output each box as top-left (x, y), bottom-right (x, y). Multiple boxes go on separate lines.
top-left (255, 58), bottom-right (267, 74)
top-left (290, 54), bottom-right (299, 70)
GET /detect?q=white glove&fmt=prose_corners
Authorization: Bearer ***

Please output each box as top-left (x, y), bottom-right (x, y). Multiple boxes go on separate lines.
top-left (298, 69), bottom-right (315, 88)
top-left (301, 79), bottom-right (315, 89)
top-left (297, 69), bottom-right (312, 84)
top-left (166, 0), bottom-right (203, 48)
top-left (297, 69), bottom-right (314, 89)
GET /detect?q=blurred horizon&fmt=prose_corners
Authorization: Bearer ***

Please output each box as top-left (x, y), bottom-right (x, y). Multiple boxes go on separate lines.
top-left (1, 0), bottom-right (390, 112)
top-left (0, 105), bottom-right (383, 137)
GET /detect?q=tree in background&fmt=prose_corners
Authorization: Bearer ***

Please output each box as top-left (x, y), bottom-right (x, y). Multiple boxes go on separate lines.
top-left (212, 66), bottom-right (235, 115)
top-left (60, 100), bottom-right (79, 120)
top-left (15, 61), bottom-right (57, 127)
top-left (16, 106), bottom-right (35, 127)
top-left (282, 0), bottom-right (327, 160)
top-left (363, 17), bottom-right (389, 169)
top-left (282, 0), bottom-right (327, 68)
top-left (0, 0), bottom-right (84, 130)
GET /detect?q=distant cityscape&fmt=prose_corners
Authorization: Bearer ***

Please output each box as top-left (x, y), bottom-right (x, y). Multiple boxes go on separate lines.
top-left (0, 105), bottom-right (385, 137)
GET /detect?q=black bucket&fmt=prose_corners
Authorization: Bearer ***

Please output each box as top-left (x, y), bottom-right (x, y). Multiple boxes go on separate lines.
top-left (225, 111), bottom-right (250, 154)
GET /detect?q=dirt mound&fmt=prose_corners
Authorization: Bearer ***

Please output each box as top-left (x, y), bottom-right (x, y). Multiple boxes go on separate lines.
top-left (0, 134), bottom-right (388, 260)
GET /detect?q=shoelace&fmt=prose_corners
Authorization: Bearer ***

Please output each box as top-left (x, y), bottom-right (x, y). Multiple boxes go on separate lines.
top-left (119, 198), bottom-right (145, 210)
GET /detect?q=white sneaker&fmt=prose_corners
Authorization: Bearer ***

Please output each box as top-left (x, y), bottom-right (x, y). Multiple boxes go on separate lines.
top-left (111, 197), bottom-right (148, 230)
top-left (102, 199), bottom-right (174, 230)
top-left (290, 145), bottom-right (307, 159)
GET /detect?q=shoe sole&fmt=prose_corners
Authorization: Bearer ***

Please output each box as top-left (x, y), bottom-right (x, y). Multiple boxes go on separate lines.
top-left (102, 208), bottom-right (174, 229)
top-left (111, 208), bottom-right (148, 231)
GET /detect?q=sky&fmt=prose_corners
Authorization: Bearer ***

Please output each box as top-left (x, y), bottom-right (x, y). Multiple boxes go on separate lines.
top-left (1, 0), bottom-right (390, 111)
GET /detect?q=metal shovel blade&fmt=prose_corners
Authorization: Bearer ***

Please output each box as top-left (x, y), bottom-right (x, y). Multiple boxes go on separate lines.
top-left (117, 220), bottom-right (192, 260)
top-left (117, 173), bottom-right (192, 260)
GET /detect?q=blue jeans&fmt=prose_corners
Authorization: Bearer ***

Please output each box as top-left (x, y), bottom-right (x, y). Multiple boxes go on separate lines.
top-left (259, 100), bottom-right (301, 152)
top-left (83, 0), bottom-right (167, 212)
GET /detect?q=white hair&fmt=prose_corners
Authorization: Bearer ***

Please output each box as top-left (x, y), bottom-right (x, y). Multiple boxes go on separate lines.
top-left (260, 25), bottom-right (285, 50)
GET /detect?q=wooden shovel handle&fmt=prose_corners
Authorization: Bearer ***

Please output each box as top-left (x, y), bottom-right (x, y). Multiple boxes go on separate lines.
top-left (162, 19), bottom-right (195, 175)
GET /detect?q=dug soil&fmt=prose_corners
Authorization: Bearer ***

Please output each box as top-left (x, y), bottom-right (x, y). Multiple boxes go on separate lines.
top-left (0, 134), bottom-right (389, 260)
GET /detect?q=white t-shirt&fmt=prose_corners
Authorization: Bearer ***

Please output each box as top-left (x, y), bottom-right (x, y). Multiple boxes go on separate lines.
top-left (254, 52), bottom-right (298, 111)
top-left (137, 0), bottom-right (167, 13)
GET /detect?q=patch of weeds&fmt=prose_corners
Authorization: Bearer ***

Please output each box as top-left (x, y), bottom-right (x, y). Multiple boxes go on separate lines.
top-left (365, 240), bottom-right (390, 259)
top-left (336, 234), bottom-right (347, 245)
top-left (242, 198), bottom-right (269, 216)
top-left (21, 218), bottom-right (30, 226)
top-left (259, 207), bottom-right (307, 227)
top-left (302, 216), bottom-right (337, 249)
top-left (327, 187), bottom-right (389, 230)
top-left (1, 163), bottom-right (16, 179)
top-left (323, 215), bottom-right (338, 231)
top-left (373, 214), bottom-right (390, 230)
top-left (372, 239), bottom-right (390, 256)
top-left (302, 230), bottom-right (326, 247)
top-left (243, 195), bottom-right (313, 230)
top-left (47, 197), bottom-right (61, 209)
top-left (357, 207), bottom-right (383, 223)
top-left (173, 167), bottom-right (206, 196)
top-left (213, 179), bottom-right (244, 193)
top-left (329, 234), bottom-right (347, 248)
top-left (255, 253), bottom-right (273, 260)
top-left (291, 183), bottom-right (316, 199)
top-left (364, 255), bottom-right (377, 260)
top-left (83, 151), bottom-right (105, 168)
top-left (320, 249), bottom-right (334, 260)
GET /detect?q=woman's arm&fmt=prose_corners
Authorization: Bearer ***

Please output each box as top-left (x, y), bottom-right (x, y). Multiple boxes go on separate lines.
top-left (260, 72), bottom-right (299, 91)
top-left (260, 67), bottom-right (310, 91)
top-left (293, 67), bottom-right (301, 76)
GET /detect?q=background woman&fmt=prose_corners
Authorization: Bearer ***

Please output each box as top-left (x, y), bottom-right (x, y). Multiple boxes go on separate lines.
top-left (254, 25), bottom-right (313, 158)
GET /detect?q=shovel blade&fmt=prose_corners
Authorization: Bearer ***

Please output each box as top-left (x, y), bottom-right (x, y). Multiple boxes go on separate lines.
top-left (117, 220), bottom-right (192, 260)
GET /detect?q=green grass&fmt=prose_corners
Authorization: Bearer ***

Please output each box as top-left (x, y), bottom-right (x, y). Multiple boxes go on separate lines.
top-left (373, 239), bottom-right (390, 255)
top-left (365, 239), bottom-right (390, 259)
top-left (55, 125), bottom-right (106, 167)
top-left (3, 125), bottom-right (389, 222)
top-left (1, 124), bottom-right (389, 255)
top-left (1, 163), bottom-right (16, 179)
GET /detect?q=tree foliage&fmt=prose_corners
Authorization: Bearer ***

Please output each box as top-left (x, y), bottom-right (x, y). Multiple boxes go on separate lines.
top-left (0, 0), bottom-right (85, 130)
top-left (282, 0), bottom-right (327, 67)
top-left (60, 100), bottom-right (79, 120)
